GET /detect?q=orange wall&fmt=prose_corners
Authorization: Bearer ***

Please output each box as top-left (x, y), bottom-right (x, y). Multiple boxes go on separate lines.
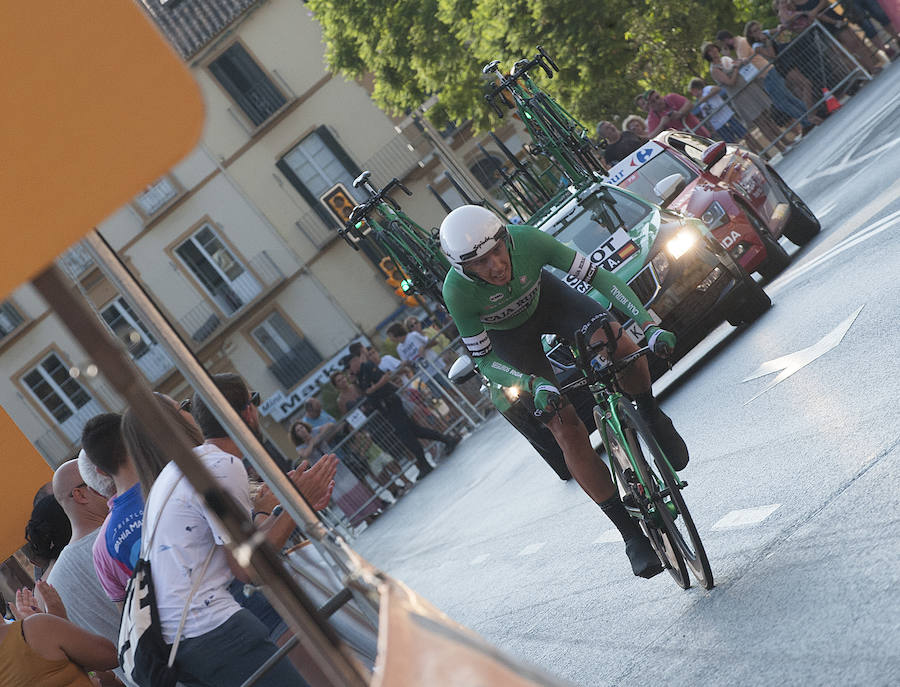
top-left (0, 0), bottom-right (204, 300)
top-left (0, 407), bottom-right (53, 559)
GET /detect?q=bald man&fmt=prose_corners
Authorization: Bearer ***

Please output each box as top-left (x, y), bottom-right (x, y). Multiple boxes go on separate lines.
top-left (45, 459), bottom-right (123, 675)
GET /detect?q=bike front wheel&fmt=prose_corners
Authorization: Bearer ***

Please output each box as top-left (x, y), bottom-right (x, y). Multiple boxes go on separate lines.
top-left (619, 401), bottom-right (715, 590)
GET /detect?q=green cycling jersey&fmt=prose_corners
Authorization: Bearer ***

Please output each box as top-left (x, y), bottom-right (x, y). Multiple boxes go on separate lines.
top-left (442, 224), bottom-right (653, 390)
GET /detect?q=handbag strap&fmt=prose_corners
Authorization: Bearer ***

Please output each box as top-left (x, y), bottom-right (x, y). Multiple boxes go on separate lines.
top-left (167, 545), bottom-right (216, 667)
top-left (141, 472), bottom-right (184, 557)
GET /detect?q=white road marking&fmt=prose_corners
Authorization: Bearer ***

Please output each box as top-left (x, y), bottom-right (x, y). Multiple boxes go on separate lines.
top-left (742, 306), bottom-right (864, 404)
top-left (713, 504), bottom-right (781, 530)
top-left (518, 542), bottom-right (546, 556)
top-left (593, 529), bottom-right (622, 544)
top-left (470, 553), bottom-right (489, 566)
top-left (771, 208), bottom-right (900, 296)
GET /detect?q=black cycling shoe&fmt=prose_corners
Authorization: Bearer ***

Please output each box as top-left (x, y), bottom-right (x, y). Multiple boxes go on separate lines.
top-left (625, 535), bottom-right (664, 579)
top-left (641, 408), bottom-right (689, 471)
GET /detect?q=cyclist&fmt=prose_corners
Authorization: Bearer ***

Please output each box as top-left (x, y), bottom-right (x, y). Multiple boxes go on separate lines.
top-left (440, 205), bottom-right (689, 579)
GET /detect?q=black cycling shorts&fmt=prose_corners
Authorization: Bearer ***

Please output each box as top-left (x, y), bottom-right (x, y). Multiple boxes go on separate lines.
top-left (488, 269), bottom-right (608, 410)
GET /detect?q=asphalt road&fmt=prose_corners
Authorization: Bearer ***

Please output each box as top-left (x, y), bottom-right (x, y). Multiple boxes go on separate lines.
top-left (354, 63), bottom-right (900, 686)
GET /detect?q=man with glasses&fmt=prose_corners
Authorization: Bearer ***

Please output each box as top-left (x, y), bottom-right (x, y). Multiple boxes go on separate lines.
top-left (43, 458), bottom-right (124, 679)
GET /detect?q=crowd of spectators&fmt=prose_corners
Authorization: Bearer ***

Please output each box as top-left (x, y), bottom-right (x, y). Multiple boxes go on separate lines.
top-left (3, 373), bottom-right (343, 686)
top-left (598, 1), bottom-right (896, 161)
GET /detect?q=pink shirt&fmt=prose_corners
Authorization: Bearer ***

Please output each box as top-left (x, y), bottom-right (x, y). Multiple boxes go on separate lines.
top-left (646, 93), bottom-right (711, 137)
top-left (92, 508), bottom-right (133, 602)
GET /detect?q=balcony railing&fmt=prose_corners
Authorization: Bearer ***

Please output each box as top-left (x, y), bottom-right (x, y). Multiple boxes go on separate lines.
top-left (134, 345), bottom-right (174, 383)
top-left (268, 340), bottom-right (324, 390)
top-left (57, 242), bottom-right (95, 281)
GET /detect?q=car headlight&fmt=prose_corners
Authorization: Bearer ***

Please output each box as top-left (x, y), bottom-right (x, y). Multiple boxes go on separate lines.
top-left (651, 251), bottom-right (670, 282)
top-left (665, 229), bottom-right (698, 260)
top-left (700, 201), bottom-right (729, 231)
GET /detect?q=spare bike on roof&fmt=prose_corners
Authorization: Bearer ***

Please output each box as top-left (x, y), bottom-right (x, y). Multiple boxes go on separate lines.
top-left (339, 171), bottom-right (451, 306)
top-left (483, 46), bottom-right (606, 186)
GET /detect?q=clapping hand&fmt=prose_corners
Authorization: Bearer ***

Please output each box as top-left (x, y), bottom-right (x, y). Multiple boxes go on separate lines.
top-left (289, 453), bottom-right (338, 510)
top-left (35, 580), bottom-right (67, 618)
top-left (13, 581), bottom-right (67, 620)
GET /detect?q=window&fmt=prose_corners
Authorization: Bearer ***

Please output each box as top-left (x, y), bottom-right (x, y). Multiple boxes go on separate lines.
top-left (209, 43), bottom-right (286, 127)
top-left (0, 302), bottom-right (24, 341)
top-left (276, 127), bottom-right (363, 228)
top-left (252, 312), bottom-right (322, 389)
top-left (176, 225), bottom-right (261, 316)
top-left (101, 298), bottom-right (173, 381)
top-left (134, 176), bottom-right (179, 218)
top-left (23, 352), bottom-right (103, 441)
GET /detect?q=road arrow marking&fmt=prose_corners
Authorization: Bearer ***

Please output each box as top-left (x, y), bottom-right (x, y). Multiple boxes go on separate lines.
top-left (742, 306), bottom-right (864, 404)
top-left (518, 542), bottom-right (546, 556)
top-left (712, 504), bottom-right (781, 529)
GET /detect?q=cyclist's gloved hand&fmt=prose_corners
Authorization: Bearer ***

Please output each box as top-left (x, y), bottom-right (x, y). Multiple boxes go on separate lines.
top-left (645, 325), bottom-right (676, 358)
top-left (529, 376), bottom-right (562, 421)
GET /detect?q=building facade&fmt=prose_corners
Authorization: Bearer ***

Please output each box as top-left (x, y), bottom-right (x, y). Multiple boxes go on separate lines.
top-left (0, 0), bottom-right (524, 466)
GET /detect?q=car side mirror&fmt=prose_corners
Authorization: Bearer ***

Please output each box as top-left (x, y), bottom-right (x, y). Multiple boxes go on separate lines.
top-left (701, 141), bottom-right (727, 168)
top-left (448, 355), bottom-right (476, 384)
top-left (653, 173), bottom-right (686, 203)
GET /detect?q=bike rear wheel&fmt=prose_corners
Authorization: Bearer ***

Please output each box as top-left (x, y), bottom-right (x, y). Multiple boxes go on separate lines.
top-left (598, 406), bottom-right (690, 589)
top-left (619, 402), bottom-right (715, 590)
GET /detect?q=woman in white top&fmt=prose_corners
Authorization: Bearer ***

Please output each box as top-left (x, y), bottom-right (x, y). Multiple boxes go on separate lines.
top-left (121, 394), bottom-right (307, 687)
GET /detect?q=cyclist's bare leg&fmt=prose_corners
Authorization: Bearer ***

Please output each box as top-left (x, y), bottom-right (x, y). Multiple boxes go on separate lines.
top-left (547, 403), bottom-right (663, 578)
top-left (546, 405), bottom-right (615, 502)
top-left (588, 320), bottom-right (651, 396)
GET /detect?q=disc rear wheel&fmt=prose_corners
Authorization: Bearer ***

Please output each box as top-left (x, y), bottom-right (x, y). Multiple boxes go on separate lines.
top-left (599, 407), bottom-right (689, 589)
top-left (619, 403), bottom-right (715, 590)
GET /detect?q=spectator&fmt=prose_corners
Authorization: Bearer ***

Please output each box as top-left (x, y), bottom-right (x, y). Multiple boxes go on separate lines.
top-left (634, 91), bottom-right (650, 113)
top-left (847, 0), bottom-right (899, 57)
top-left (331, 370), bottom-right (364, 416)
top-left (595, 120), bottom-right (646, 166)
top-left (24, 493), bottom-right (71, 580)
top-left (703, 41), bottom-right (784, 153)
top-left (43, 459), bottom-right (123, 672)
top-left (367, 345), bottom-right (406, 374)
top-left (745, 21), bottom-right (823, 134)
top-left (301, 397), bottom-right (337, 436)
top-left (778, 0), bottom-right (881, 75)
top-left (716, 30), bottom-right (806, 146)
top-left (688, 77), bottom-right (750, 143)
top-left (80, 413), bottom-right (144, 606)
top-left (0, 581), bottom-right (118, 687)
top-left (123, 386), bottom-right (333, 687)
top-left (288, 420), bottom-right (386, 524)
top-left (623, 114), bottom-right (649, 139)
top-left (645, 89), bottom-right (713, 138)
top-left (347, 342), bottom-right (458, 478)
top-left (77, 448), bottom-right (115, 499)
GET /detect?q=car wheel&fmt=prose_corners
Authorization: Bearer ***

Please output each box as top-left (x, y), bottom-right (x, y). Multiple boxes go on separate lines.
top-left (737, 198), bottom-right (791, 280)
top-left (727, 277), bottom-right (772, 326)
top-left (767, 167), bottom-right (821, 245)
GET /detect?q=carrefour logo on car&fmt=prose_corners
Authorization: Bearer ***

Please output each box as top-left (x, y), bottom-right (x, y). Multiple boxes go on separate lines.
top-left (606, 142), bottom-right (665, 184)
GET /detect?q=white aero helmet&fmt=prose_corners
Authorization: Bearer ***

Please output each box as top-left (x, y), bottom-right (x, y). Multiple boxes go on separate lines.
top-left (439, 205), bottom-right (508, 278)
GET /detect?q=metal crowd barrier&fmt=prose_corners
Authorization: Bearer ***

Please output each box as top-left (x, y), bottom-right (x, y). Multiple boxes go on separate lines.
top-left (313, 332), bottom-right (493, 534)
top-left (691, 20), bottom-right (872, 156)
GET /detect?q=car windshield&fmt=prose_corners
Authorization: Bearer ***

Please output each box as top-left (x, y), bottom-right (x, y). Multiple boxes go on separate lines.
top-left (553, 186), bottom-right (652, 250)
top-left (614, 151), bottom-right (695, 202)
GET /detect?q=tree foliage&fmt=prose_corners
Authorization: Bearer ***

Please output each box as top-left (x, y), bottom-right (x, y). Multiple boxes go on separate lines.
top-left (308, 0), bottom-right (778, 129)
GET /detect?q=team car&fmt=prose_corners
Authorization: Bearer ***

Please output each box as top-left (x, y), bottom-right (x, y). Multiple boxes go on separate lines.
top-left (605, 131), bottom-right (821, 280)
